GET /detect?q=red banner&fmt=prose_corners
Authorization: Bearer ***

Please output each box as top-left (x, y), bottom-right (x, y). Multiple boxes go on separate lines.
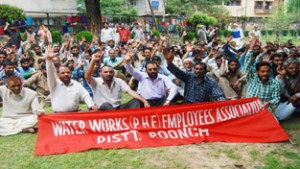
top-left (35, 98), bottom-right (289, 156)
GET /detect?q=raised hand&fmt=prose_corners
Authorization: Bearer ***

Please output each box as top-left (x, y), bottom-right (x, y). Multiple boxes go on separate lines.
top-left (123, 54), bottom-right (131, 63)
top-left (162, 48), bottom-right (174, 65)
top-left (92, 51), bottom-right (103, 62)
top-left (45, 45), bottom-right (57, 60)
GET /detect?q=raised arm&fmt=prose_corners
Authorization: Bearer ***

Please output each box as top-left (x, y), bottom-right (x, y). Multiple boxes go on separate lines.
top-left (85, 51), bottom-right (103, 84)
top-left (45, 45), bottom-right (58, 92)
top-left (123, 52), bottom-right (143, 81)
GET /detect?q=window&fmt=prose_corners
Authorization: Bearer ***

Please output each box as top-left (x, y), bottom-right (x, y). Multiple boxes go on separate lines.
top-left (265, 2), bottom-right (272, 10)
top-left (255, 1), bottom-right (263, 9)
top-left (225, 0), bottom-right (241, 6)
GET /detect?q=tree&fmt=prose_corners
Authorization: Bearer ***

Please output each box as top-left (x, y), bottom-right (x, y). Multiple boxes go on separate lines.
top-left (166, 0), bottom-right (222, 16)
top-left (84, 0), bottom-right (101, 37)
top-left (0, 4), bottom-right (25, 23)
top-left (264, 1), bottom-right (291, 40)
top-left (287, 0), bottom-right (300, 15)
top-left (207, 6), bottom-right (234, 29)
top-left (187, 13), bottom-right (218, 29)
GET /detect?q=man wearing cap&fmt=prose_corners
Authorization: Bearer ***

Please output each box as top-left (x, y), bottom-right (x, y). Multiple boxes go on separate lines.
top-left (228, 23), bottom-right (243, 47)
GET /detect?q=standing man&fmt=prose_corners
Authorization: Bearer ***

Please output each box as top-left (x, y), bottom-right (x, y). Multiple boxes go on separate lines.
top-left (85, 52), bottom-right (150, 110)
top-left (163, 48), bottom-right (225, 103)
top-left (123, 53), bottom-right (178, 106)
top-left (0, 76), bottom-right (44, 136)
top-left (131, 23), bottom-right (144, 41)
top-left (119, 23), bottom-right (130, 46)
top-left (100, 22), bottom-right (113, 43)
top-left (45, 45), bottom-right (96, 112)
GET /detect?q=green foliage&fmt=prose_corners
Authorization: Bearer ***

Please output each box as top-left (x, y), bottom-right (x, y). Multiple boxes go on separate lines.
top-left (222, 29), bottom-right (232, 37)
top-left (0, 4), bottom-right (25, 22)
top-left (165, 0), bottom-right (222, 16)
top-left (183, 32), bottom-right (195, 41)
top-left (282, 30), bottom-right (289, 36)
top-left (240, 15), bottom-right (249, 22)
top-left (152, 30), bottom-right (160, 38)
top-left (287, 0), bottom-right (300, 15)
top-left (261, 30), bottom-right (267, 36)
top-left (244, 30), bottom-right (249, 37)
top-left (76, 31), bottom-right (93, 43)
top-left (51, 30), bottom-right (62, 44)
top-left (187, 13), bottom-right (218, 26)
top-left (267, 30), bottom-right (273, 35)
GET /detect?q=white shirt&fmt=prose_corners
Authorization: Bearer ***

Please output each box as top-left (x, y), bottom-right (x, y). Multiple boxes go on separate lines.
top-left (100, 28), bottom-right (113, 43)
top-left (46, 60), bottom-right (95, 112)
top-left (89, 77), bottom-right (130, 108)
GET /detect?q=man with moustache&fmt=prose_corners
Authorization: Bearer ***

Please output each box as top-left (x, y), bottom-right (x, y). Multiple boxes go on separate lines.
top-left (0, 76), bottom-right (44, 136)
top-left (0, 59), bottom-right (24, 85)
top-left (244, 37), bottom-right (280, 111)
top-left (163, 48), bottom-right (225, 103)
top-left (118, 23), bottom-right (130, 46)
top-left (85, 52), bottom-right (150, 110)
top-left (17, 58), bottom-right (37, 79)
top-left (275, 58), bottom-right (300, 120)
top-left (123, 54), bottom-right (178, 106)
top-left (23, 64), bottom-right (50, 107)
top-left (45, 45), bottom-right (96, 112)
top-left (218, 59), bottom-right (246, 99)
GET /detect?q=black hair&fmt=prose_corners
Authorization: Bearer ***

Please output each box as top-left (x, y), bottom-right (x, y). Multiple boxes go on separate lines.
top-left (194, 62), bottom-right (207, 71)
top-left (20, 58), bottom-right (30, 64)
top-left (145, 61), bottom-right (158, 69)
top-left (256, 61), bottom-right (271, 71)
top-left (228, 59), bottom-right (240, 68)
top-left (0, 50), bottom-right (7, 57)
top-left (3, 59), bottom-right (15, 68)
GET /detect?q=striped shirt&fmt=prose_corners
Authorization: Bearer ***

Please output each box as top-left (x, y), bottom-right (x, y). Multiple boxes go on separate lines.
top-left (244, 50), bottom-right (280, 106)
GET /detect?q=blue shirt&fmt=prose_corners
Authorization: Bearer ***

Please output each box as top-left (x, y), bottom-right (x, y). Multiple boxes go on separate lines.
top-left (0, 69), bottom-right (24, 84)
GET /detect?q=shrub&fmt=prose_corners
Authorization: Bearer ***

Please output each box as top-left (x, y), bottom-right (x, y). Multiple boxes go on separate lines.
top-left (282, 30), bottom-right (289, 36)
top-left (51, 30), bottom-right (62, 44)
top-left (261, 30), bottom-right (267, 36)
top-left (222, 30), bottom-right (232, 37)
top-left (76, 31), bottom-right (93, 43)
top-left (267, 30), bottom-right (273, 35)
top-left (290, 30), bottom-right (296, 36)
top-left (130, 32), bottom-right (134, 39)
top-left (183, 32), bottom-right (195, 41)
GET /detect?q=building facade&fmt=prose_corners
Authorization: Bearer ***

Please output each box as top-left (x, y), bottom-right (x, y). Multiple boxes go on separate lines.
top-left (222, 0), bottom-right (280, 18)
top-left (129, 0), bottom-right (166, 16)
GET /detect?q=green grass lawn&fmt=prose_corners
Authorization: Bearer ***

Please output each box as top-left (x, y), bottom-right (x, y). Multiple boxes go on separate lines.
top-left (1, 92), bottom-right (300, 169)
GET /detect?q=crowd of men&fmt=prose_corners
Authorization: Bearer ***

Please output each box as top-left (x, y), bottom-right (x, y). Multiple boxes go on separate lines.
top-left (0, 21), bottom-right (299, 136)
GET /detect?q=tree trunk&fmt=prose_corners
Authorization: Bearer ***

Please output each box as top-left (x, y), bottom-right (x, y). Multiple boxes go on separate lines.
top-left (84, 0), bottom-right (101, 39)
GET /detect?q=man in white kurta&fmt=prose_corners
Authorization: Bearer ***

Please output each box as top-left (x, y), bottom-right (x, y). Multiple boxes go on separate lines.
top-left (45, 46), bottom-right (96, 113)
top-left (0, 76), bottom-right (44, 136)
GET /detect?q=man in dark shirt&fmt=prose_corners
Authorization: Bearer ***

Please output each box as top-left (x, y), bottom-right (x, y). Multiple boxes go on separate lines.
top-left (163, 48), bottom-right (225, 103)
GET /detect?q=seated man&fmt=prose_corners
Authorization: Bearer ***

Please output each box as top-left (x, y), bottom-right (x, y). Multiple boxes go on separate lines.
top-left (0, 76), bottom-right (44, 136)
top-left (23, 64), bottom-right (50, 107)
top-left (244, 37), bottom-right (280, 111)
top-left (275, 58), bottom-right (300, 120)
top-left (0, 59), bottom-right (24, 85)
top-left (123, 54), bottom-right (178, 106)
top-left (85, 52), bottom-right (150, 110)
top-left (163, 48), bottom-right (225, 103)
top-left (218, 59), bottom-right (246, 100)
top-left (17, 58), bottom-right (37, 80)
top-left (45, 45), bottom-right (97, 112)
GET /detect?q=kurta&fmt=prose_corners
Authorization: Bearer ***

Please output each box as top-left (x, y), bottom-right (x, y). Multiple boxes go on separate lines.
top-left (0, 86), bottom-right (44, 136)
